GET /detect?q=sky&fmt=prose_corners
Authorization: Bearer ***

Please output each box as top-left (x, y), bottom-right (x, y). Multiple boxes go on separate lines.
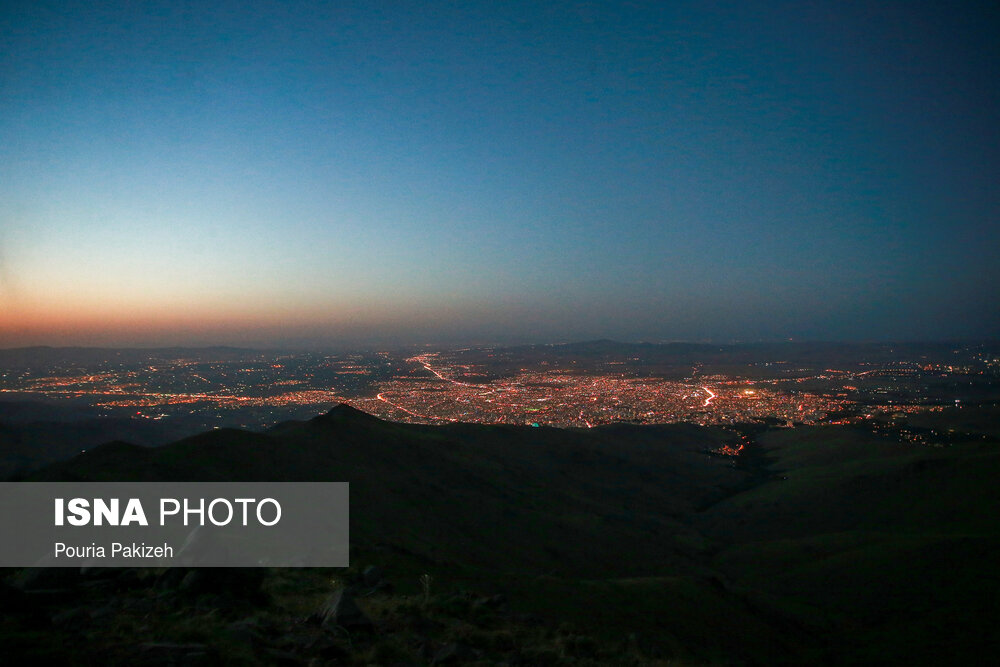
top-left (1, 0), bottom-right (997, 348)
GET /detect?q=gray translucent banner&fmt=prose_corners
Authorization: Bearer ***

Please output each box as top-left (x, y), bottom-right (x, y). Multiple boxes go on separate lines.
top-left (0, 483), bottom-right (348, 567)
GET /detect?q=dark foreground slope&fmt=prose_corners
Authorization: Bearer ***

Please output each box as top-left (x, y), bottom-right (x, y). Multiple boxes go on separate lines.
top-left (7, 405), bottom-right (1000, 665)
top-left (697, 426), bottom-right (1000, 665)
top-left (33, 405), bottom-right (746, 577)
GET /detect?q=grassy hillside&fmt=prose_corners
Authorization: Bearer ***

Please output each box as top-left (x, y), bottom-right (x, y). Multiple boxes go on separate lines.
top-left (699, 426), bottom-right (1000, 664)
top-left (6, 405), bottom-right (998, 665)
top-left (32, 406), bottom-right (745, 578)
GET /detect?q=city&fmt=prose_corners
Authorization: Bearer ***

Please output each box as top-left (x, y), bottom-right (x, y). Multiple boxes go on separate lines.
top-left (2, 342), bottom-right (996, 446)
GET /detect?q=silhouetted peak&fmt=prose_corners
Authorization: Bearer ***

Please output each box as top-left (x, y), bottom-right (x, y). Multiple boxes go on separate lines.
top-left (319, 403), bottom-right (383, 424)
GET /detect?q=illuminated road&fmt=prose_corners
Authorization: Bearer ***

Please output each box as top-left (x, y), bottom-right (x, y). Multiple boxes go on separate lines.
top-left (376, 392), bottom-right (456, 422)
top-left (702, 386), bottom-right (716, 407)
top-left (408, 354), bottom-right (484, 387)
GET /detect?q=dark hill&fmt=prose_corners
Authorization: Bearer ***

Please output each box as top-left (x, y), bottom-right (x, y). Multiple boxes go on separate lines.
top-left (31, 405), bottom-right (744, 577)
top-left (0, 398), bottom-right (206, 478)
top-left (15, 406), bottom-right (1000, 664)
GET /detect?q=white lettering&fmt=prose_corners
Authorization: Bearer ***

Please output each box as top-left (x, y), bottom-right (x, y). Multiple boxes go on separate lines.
top-left (208, 498), bottom-right (233, 526)
top-left (121, 498), bottom-right (148, 526)
top-left (184, 498), bottom-right (205, 526)
top-left (160, 498), bottom-right (180, 524)
top-left (258, 498), bottom-right (281, 526)
top-left (67, 498), bottom-right (90, 526)
top-left (92, 498), bottom-right (117, 526)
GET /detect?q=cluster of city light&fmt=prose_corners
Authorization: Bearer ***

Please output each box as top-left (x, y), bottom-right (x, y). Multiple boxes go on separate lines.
top-left (91, 390), bottom-right (342, 409)
top-left (0, 349), bottom-right (977, 432)
top-left (343, 354), bottom-right (852, 427)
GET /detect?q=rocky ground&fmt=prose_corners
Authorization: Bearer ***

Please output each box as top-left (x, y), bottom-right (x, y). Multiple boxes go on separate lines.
top-left (3, 563), bottom-right (668, 666)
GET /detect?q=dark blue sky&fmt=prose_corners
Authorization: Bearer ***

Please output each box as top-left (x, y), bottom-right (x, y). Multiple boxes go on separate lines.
top-left (2, 0), bottom-right (997, 346)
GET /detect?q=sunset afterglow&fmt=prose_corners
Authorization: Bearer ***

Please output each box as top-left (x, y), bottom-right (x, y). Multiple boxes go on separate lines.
top-left (2, 1), bottom-right (997, 346)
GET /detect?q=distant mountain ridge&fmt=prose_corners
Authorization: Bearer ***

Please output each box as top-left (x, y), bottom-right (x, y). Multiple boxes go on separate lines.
top-left (488, 338), bottom-right (996, 367)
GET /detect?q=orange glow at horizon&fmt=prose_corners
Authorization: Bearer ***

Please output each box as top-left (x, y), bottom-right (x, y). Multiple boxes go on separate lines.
top-left (0, 292), bottom-right (501, 348)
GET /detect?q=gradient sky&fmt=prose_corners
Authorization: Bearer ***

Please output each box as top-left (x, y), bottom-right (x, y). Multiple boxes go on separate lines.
top-left (2, 0), bottom-right (998, 347)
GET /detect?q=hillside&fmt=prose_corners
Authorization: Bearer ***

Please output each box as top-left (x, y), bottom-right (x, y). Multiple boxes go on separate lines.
top-left (30, 404), bottom-right (744, 577)
top-left (6, 405), bottom-right (999, 664)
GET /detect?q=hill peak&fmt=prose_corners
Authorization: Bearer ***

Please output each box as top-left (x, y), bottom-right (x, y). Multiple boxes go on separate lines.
top-left (320, 403), bottom-right (383, 423)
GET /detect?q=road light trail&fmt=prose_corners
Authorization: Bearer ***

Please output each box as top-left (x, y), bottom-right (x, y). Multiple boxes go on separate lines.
top-left (407, 353), bottom-right (485, 387)
top-left (702, 386), bottom-right (716, 407)
top-left (376, 392), bottom-right (457, 422)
